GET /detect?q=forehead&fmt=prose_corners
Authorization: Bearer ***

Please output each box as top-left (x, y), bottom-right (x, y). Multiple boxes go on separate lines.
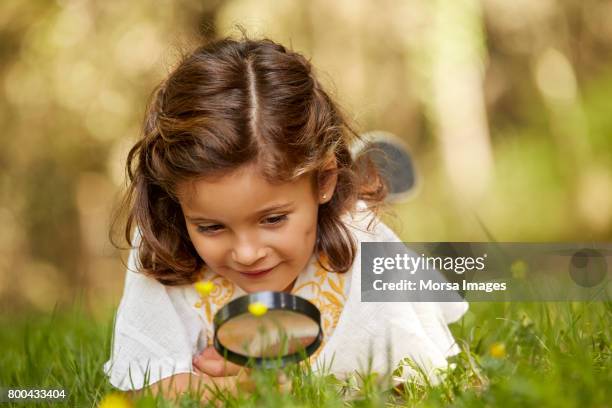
top-left (176, 165), bottom-right (315, 218)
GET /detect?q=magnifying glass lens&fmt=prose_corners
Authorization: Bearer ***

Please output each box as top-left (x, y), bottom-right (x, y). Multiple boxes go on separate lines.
top-left (213, 292), bottom-right (323, 367)
top-left (217, 310), bottom-right (319, 358)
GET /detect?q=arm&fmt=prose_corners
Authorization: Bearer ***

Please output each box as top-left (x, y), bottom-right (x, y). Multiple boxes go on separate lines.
top-left (137, 345), bottom-right (249, 401)
top-left (104, 228), bottom-right (205, 391)
top-left (145, 371), bottom-right (251, 402)
top-left (142, 351), bottom-right (290, 402)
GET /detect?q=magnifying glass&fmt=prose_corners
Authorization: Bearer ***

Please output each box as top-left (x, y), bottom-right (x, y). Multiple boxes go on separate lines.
top-left (213, 291), bottom-right (323, 368)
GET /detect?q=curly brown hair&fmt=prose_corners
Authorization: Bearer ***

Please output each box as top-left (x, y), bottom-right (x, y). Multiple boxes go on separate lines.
top-left (113, 35), bottom-right (387, 285)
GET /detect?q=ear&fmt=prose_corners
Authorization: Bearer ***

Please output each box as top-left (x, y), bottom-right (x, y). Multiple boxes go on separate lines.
top-left (317, 156), bottom-right (338, 205)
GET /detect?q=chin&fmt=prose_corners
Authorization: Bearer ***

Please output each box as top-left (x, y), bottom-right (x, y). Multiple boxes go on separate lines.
top-left (237, 278), bottom-right (294, 293)
top-left (239, 283), bottom-right (284, 293)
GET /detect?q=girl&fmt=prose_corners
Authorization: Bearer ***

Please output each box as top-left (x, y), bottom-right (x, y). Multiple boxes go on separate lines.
top-left (104, 35), bottom-right (467, 398)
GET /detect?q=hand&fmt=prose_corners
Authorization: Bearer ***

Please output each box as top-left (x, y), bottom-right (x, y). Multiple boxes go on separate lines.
top-left (192, 346), bottom-right (243, 377)
top-left (192, 347), bottom-right (291, 394)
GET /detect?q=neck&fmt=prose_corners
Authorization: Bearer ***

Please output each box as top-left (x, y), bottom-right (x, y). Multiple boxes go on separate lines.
top-left (283, 278), bottom-right (297, 293)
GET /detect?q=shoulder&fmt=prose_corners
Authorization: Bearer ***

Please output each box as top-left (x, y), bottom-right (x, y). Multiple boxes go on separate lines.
top-left (341, 200), bottom-right (401, 244)
top-left (120, 227), bottom-right (199, 322)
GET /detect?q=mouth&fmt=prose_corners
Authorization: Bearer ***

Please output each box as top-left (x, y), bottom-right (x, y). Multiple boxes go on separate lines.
top-left (237, 265), bottom-right (276, 279)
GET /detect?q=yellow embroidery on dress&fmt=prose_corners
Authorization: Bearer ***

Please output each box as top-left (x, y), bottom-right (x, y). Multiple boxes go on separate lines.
top-left (321, 291), bottom-right (343, 307)
top-left (293, 258), bottom-right (347, 363)
top-left (314, 256), bottom-right (329, 284)
top-left (291, 281), bottom-right (322, 305)
top-left (194, 268), bottom-right (235, 342)
top-left (327, 275), bottom-right (345, 298)
top-left (314, 267), bottom-right (327, 283)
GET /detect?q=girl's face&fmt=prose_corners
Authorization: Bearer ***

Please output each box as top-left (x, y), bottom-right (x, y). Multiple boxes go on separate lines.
top-left (177, 164), bottom-right (333, 293)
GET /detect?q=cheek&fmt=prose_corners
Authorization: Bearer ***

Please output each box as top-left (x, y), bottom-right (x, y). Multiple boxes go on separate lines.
top-left (283, 210), bottom-right (318, 255)
top-left (303, 219), bottom-right (317, 244)
top-left (188, 232), bottom-right (223, 266)
top-left (303, 206), bottom-right (318, 240)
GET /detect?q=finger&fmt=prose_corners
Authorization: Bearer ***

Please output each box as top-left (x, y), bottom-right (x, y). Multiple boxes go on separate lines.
top-left (200, 346), bottom-right (222, 360)
top-left (192, 356), bottom-right (243, 377)
top-left (278, 380), bottom-right (292, 394)
top-left (193, 347), bottom-right (243, 377)
top-left (277, 372), bottom-right (292, 394)
top-left (235, 370), bottom-right (256, 393)
top-left (204, 371), bottom-right (255, 395)
top-left (193, 354), bottom-right (242, 377)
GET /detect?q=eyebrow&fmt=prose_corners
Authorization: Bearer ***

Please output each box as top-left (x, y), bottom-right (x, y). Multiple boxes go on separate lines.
top-left (185, 201), bottom-right (295, 223)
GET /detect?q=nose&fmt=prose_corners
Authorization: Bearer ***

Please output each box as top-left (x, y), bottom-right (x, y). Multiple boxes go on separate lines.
top-left (231, 234), bottom-right (267, 266)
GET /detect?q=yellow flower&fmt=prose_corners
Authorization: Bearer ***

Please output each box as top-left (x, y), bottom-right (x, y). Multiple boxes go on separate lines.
top-left (489, 342), bottom-right (507, 358)
top-left (194, 281), bottom-right (215, 297)
top-left (248, 301), bottom-right (268, 317)
top-left (98, 392), bottom-right (131, 408)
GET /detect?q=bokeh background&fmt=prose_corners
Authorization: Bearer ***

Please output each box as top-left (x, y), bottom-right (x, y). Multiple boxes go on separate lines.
top-left (1, 0), bottom-right (612, 316)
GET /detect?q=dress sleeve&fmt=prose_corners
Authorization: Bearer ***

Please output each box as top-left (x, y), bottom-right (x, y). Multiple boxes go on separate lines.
top-left (320, 204), bottom-right (468, 384)
top-left (103, 230), bottom-right (204, 391)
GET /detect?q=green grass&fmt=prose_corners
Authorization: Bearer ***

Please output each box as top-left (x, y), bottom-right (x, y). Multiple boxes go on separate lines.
top-left (1, 301), bottom-right (610, 407)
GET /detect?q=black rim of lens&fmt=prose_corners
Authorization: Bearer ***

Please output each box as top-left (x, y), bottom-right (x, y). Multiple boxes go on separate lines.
top-left (213, 291), bottom-right (323, 368)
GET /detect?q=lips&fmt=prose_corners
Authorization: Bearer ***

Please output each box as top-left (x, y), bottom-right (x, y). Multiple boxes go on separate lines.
top-left (237, 266), bottom-right (275, 278)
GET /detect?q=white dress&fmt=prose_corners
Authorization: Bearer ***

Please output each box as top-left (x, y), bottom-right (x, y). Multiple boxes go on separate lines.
top-left (103, 203), bottom-right (468, 391)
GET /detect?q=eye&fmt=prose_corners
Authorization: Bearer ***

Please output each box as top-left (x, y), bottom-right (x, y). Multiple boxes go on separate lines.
top-left (263, 214), bottom-right (287, 225)
top-left (196, 224), bottom-right (224, 234)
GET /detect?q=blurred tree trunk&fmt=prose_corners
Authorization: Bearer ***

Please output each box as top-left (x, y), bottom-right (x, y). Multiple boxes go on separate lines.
top-left (430, 0), bottom-right (493, 205)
